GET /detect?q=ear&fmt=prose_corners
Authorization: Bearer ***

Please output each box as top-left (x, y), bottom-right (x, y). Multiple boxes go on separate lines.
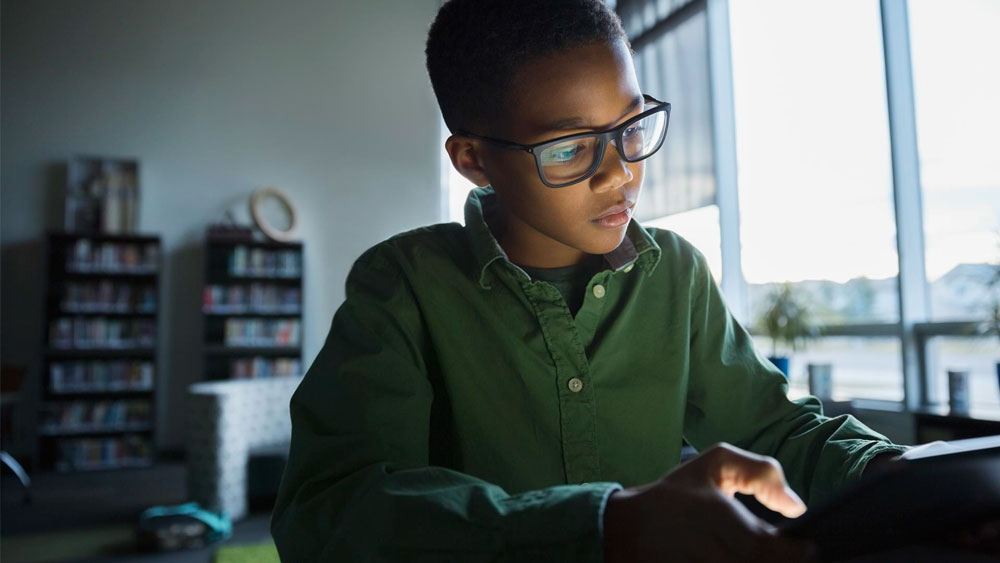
top-left (445, 135), bottom-right (492, 187)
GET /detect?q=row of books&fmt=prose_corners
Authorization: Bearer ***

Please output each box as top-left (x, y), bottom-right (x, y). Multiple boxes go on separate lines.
top-left (229, 246), bottom-right (301, 278)
top-left (223, 318), bottom-right (300, 347)
top-left (62, 281), bottom-right (156, 314)
top-left (67, 239), bottom-right (159, 273)
top-left (50, 360), bottom-right (154, 394)
top-left (230, 357), bottom-right (302, 379)
top-left (202, 284), bottom-right (301, 314)
top-left (40, 399), bottom-right (152, 433)
top-left (49, 317), bottom-right (156, 349)
top-left (55, 434), bottom-right (152, 472)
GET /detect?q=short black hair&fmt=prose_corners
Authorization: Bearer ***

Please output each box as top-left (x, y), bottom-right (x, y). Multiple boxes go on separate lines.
top-left (425, 0), bottom-right (630, 134)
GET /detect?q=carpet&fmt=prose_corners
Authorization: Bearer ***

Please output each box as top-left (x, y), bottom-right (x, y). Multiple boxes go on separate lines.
top-left (213, 540), bottom-right (280, 563)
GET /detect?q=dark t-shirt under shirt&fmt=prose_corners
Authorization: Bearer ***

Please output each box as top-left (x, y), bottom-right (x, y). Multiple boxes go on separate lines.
top-left (517, 253), bottom-right (607, 317)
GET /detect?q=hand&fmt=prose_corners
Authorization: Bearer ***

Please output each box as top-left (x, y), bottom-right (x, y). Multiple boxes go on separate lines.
top-left (603, 443), bottom-right (818, 563)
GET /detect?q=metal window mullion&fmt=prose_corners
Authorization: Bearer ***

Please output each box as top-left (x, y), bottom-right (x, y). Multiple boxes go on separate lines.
top-left (706, 0), bottom-right (749, 326)
top-left (880, 0), bottom-right (931, 411)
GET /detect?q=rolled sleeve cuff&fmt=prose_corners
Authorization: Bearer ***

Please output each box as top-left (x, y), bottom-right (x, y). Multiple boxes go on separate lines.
top-left (597, 482), bottom-right (624, 539)
top-left (844, 442), bottom-right (912, 488)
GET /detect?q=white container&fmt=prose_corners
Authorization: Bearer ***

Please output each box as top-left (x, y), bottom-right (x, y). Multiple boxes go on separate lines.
top-left (807, 363), bottom-right (833, 400)
top-left (947, 369), bottom-right (970, 415)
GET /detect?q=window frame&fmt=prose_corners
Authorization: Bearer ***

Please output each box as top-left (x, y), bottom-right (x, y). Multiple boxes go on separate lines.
top-left (704, 0), bottom-right (990, 414)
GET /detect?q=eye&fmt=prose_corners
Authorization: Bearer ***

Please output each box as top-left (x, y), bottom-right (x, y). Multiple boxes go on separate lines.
top-left (624, 124), bottom-right (645, 138)
top-left (543, 142), bottom-right (586, 163)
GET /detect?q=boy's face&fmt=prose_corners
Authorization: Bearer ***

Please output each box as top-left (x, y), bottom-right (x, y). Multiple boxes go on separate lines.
top-left (449, 40), bottom-right (646, 268)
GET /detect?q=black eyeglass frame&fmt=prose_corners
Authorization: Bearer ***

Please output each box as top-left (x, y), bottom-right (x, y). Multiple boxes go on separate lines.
top-left (457, 94), bottom-right (671, 188)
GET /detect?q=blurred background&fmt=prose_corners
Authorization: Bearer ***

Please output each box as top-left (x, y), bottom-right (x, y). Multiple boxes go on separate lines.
top-left (2, 0), bottom-right (998, 561)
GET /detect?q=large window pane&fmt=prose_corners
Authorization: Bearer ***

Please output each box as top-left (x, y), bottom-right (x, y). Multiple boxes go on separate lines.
top-left (909, 0), bottom-right (1000, 322)
top-left (729, 0), bottom-right (901, 400)
top-left (645, 205), bottom-right (722, 284)
top-left (446, 157), bottom-right (475, 225)
top-left (781, 337), bottom-right (903, 403)
top-left (926, 336), bottom-right (1000, 417)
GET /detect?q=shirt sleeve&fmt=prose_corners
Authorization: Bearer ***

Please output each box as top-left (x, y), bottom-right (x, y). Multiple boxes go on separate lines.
top-left (681, 246), bottom-right (910, 508)
top-left (269, 241), bottom-right (621, 562)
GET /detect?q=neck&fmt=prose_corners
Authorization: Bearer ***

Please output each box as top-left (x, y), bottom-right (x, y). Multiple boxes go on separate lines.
top-left (488, 205), bottom-right (590, 269)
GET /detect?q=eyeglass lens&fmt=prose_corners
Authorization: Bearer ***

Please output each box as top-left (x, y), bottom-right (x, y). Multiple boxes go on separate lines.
top-left (538, 105), bottom-right (667, 186)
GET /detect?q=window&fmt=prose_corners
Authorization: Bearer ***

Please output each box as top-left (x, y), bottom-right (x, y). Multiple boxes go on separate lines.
top-left (445, 149), bottom-right (475, 225)
top-left (783, 337), bottom-right (903, 403)
top-left (646, 205), bottom-right (721, 283)
top-left (729, 0), bottom-right (902, 397)
top-left (620, 0), bottom-right (721, 282)
top-left (926, 336), bottom-right (1000, 416)
top-left (908, 0), bottom-right (1000, 322)
top-left (908, 0), bottom-right (1000, 413)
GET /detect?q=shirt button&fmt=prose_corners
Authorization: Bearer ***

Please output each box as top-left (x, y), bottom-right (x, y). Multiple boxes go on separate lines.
top-left (567, 377), bottom-right (584, 393)
top-left (592, 284), bottom-right (606, 298)
top-left (623, 263), bottom-right (634, 273)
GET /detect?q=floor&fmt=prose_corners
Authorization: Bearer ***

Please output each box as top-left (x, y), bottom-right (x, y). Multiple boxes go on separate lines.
top-left (1, 461), bottom-right (275, 563)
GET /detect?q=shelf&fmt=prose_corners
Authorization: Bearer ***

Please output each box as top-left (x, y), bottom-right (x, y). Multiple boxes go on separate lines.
top-left (58, 270), bottom-right (159, 280)
top-left (207, 238), bottom-right (303, 250)
top-left (55, 458), bottom-right (155, 473)
top-left (39, 423), bottom-right (154, 437)
top-left (205, 273), bottom-right (302, 284)
top-left (47, 231), bottom-right (161, 244)
top-left (913, 405), bottom-right (1000, 423)
top-left (202, 235), bottom-right (303, 381)
top-left (43, 204), bottom-right (161, 471)
top-left (46, 387), bottom-right (155, 397)
top-left (204, 346), bottom-right (301, 356)
top-left (58, 309), bottom-right (157, 317)
top-left (203, 310), bottom-right (302, 317)
top-left (44, 347), bottom-right (156, 359)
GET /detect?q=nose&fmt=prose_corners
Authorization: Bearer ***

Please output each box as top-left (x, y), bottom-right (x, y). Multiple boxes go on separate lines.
top-left (589, 139), bottom-right (633, 193)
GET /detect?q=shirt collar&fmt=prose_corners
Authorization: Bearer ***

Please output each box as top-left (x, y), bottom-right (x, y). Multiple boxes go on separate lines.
top-left (463, 185), bottom-right (661, 290)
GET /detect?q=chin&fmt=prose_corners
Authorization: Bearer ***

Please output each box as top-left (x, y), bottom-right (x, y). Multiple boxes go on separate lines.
top-left (584, 224), bottom-right (629, 255)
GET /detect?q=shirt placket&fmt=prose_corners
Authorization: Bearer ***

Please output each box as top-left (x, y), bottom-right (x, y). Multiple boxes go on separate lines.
top-left (520, 272), bottom-right (607, 485)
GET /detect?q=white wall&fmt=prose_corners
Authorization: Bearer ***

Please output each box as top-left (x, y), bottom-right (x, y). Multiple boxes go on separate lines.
top-left (1, 0), bottom-right (444, 453)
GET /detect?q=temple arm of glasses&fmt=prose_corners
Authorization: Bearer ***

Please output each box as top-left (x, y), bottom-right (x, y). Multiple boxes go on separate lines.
top-left (454, 130), bottom-right (532, 152)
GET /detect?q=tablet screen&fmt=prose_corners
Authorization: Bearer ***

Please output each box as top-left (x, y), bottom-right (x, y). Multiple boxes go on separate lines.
top-left (780, 435), bottom-right (1000, 560)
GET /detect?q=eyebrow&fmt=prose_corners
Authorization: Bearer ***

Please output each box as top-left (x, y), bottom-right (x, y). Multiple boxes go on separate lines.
top-left (541, 95), bottom-right (646, 133)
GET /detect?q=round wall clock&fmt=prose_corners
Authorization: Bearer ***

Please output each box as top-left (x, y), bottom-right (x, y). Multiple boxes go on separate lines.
top-left (250, 186), bottom-right (297, 242)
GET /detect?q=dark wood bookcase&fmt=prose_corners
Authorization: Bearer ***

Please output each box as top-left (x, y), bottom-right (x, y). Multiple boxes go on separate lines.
top-left (202, 234), bottom-right (303, 381)
top-left (39, 232), bottom-right (160, 472)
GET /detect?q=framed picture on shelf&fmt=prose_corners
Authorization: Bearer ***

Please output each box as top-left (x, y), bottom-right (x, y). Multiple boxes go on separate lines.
top-left (64, 156), bottom-right (140, 234)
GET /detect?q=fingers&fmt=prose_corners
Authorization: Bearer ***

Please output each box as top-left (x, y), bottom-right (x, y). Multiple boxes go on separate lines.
top-left (687, 443), bottom-right (807, 518)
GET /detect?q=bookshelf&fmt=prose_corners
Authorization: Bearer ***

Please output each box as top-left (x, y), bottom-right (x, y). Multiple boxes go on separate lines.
top-left (202, 234), bottom-right (303, 381)
top-left (40, 232), bottom-right (160, 472)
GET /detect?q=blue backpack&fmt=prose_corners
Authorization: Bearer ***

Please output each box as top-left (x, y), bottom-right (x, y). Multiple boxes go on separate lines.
top-left (137, 502), bottom-right (232, 551)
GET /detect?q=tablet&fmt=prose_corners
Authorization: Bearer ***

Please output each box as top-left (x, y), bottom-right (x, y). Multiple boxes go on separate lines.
top-left (779, 435), bottom-right (1000, 561)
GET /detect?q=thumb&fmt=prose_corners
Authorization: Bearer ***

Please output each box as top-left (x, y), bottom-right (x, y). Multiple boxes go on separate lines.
top-left (706, 444), bottom-right (807, 518)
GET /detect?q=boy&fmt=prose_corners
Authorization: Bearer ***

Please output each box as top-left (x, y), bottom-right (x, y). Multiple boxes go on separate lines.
top-left (271, 1), bottom-right (909, 561)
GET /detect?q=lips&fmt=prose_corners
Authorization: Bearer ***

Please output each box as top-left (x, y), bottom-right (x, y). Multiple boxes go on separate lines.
top-left (593, 202), bottom-right (635, 220)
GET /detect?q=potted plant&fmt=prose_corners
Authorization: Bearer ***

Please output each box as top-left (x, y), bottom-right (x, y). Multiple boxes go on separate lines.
top-left (754, 282), bottom-right (816, 378)
top-left (979, 272), bottom-right (1000, 394)
top-left (971, 232), bottom-right (1000, 395)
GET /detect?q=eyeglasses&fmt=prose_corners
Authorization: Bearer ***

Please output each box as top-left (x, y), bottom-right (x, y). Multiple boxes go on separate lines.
top-left (457, 94), bottom-right (670, 188)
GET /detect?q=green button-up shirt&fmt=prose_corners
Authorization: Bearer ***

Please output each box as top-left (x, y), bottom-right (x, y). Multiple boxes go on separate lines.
top-left (271, 185), bottom-right (907, 562)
